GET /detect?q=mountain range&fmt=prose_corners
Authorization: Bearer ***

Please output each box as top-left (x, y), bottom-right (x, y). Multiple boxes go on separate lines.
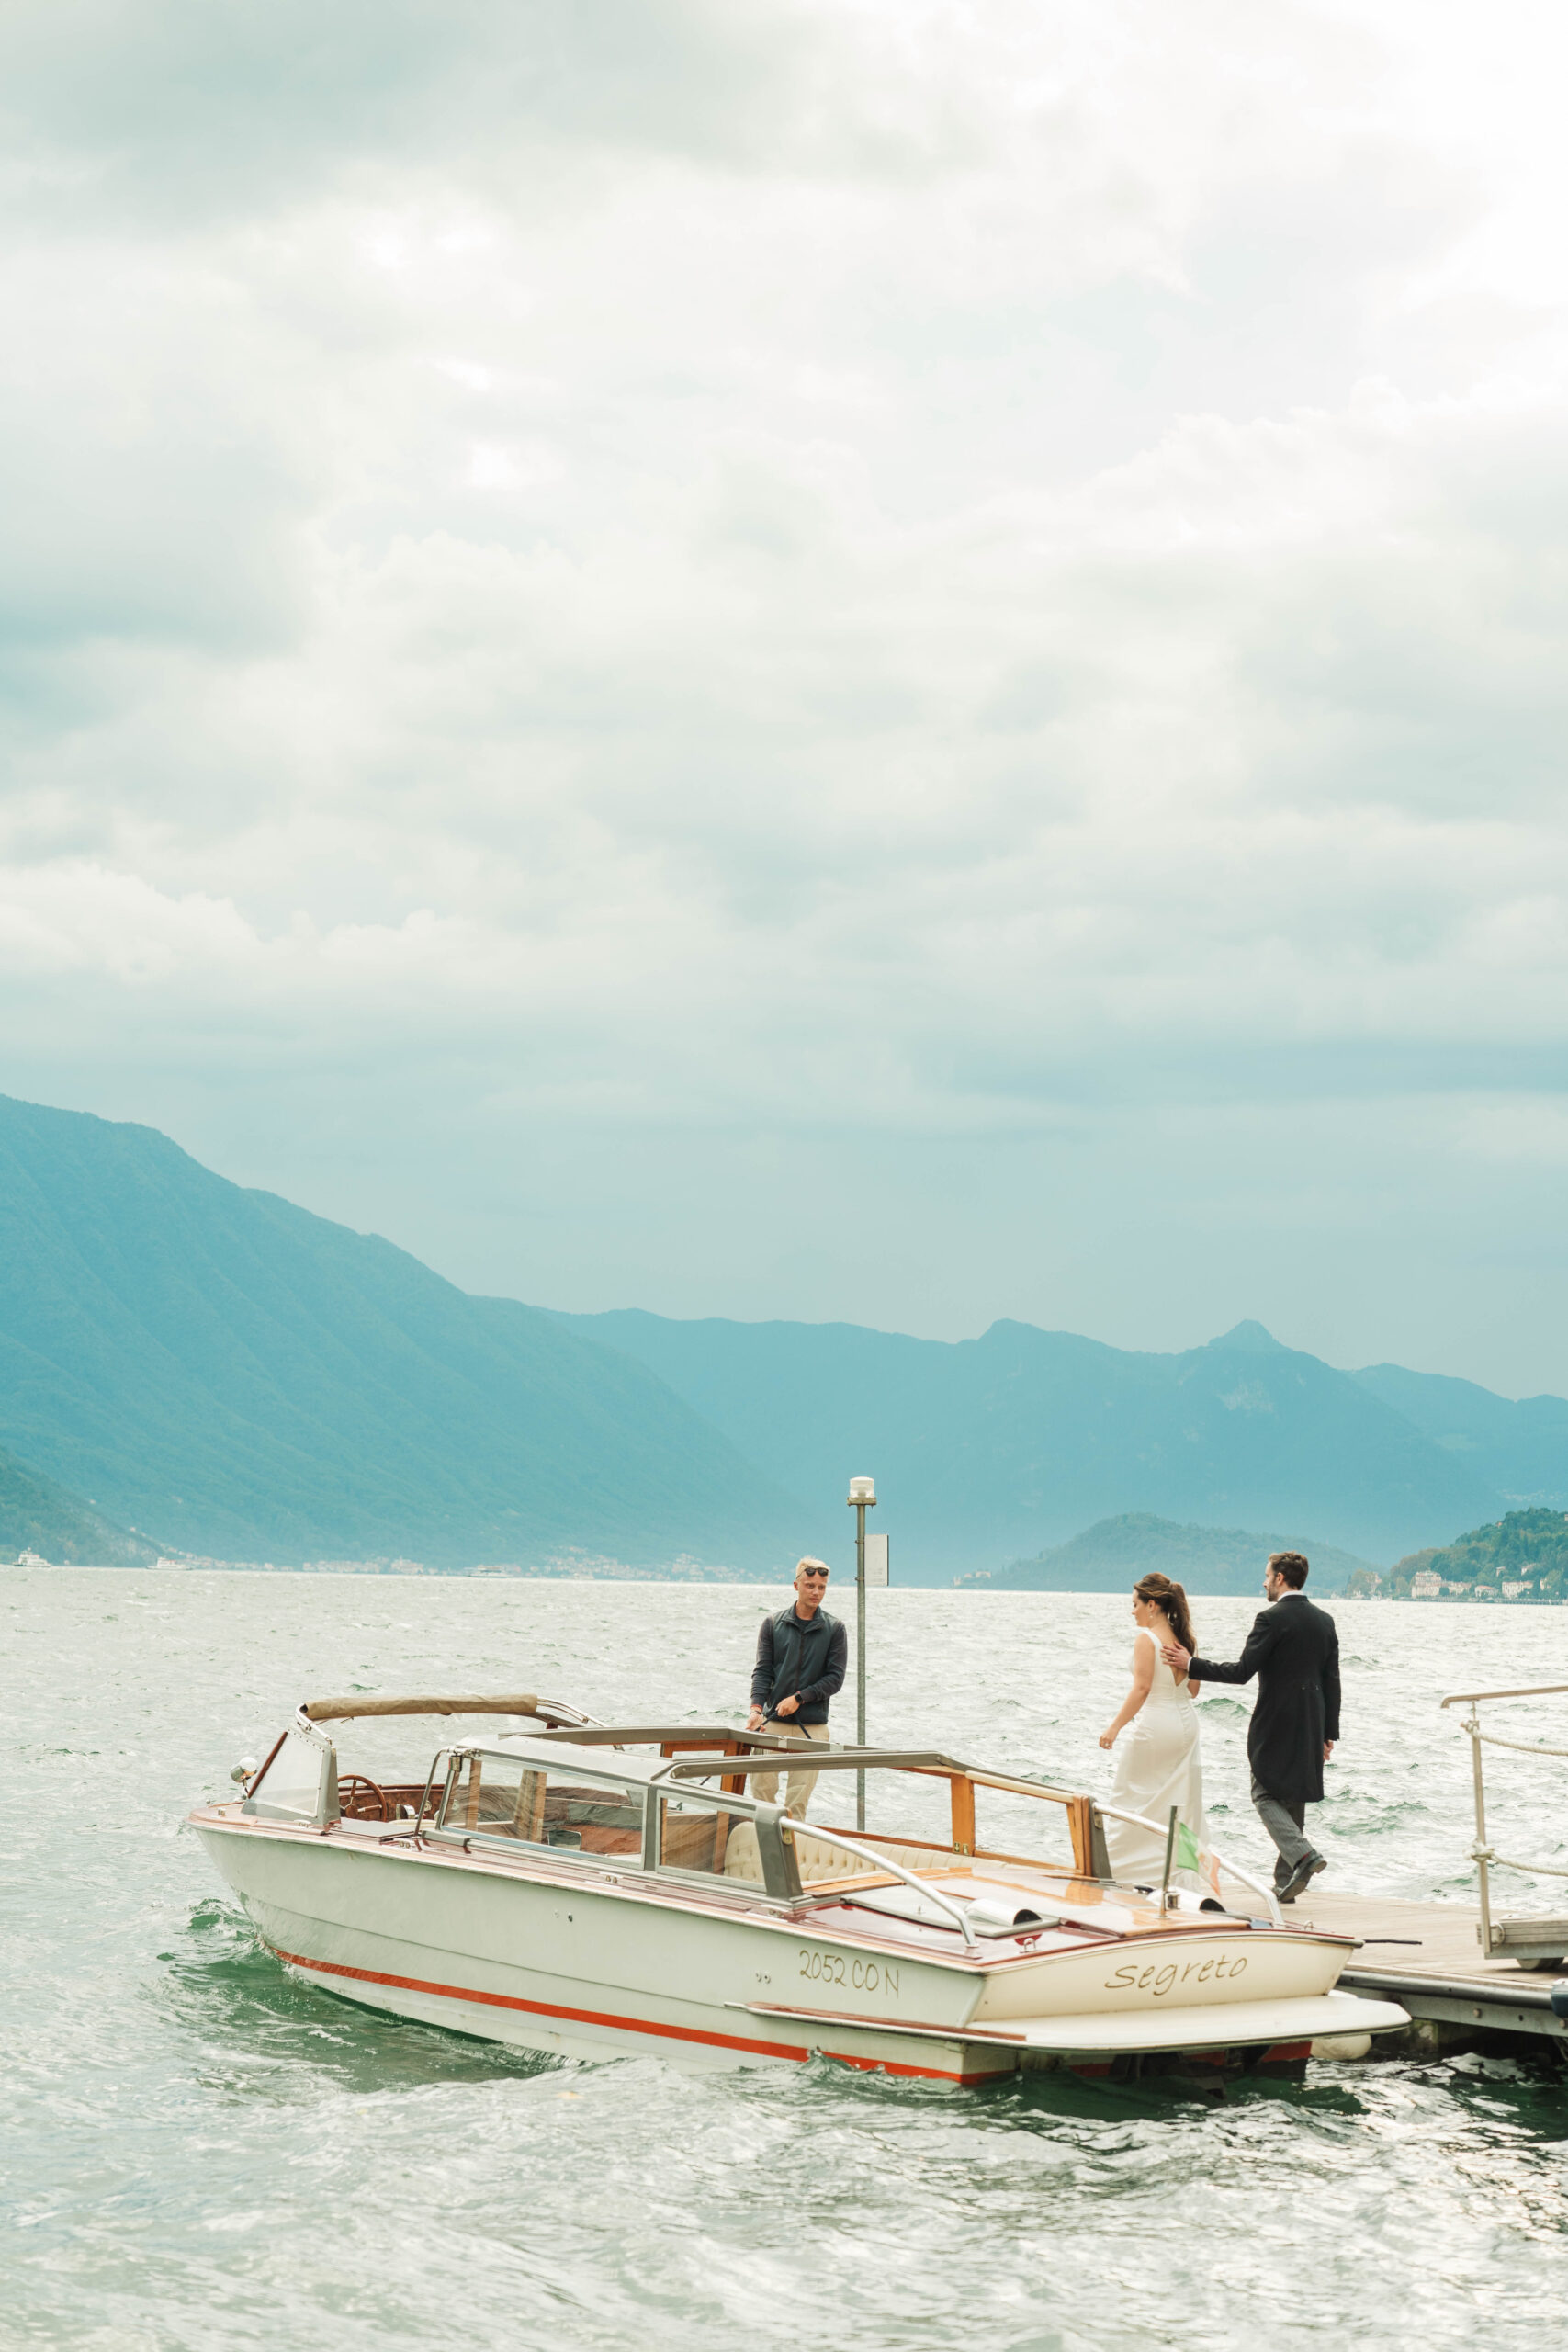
top-left (0, 1095), bottom-right (796, 1570)
top-left (551, 1307), bottom-right (1565, 1575)
top-left (3, 1091), bottom-right (1567, 1577)
top-left (955, 1512), bottom-right (1377, 1597)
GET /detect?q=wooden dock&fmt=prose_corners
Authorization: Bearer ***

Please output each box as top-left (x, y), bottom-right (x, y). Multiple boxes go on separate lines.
top-left (1295, 1889), bottom-right (1568, 2048)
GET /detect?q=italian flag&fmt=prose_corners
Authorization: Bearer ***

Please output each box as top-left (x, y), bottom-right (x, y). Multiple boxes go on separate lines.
top-left (1174, 1821), bottom-right (1223, 1898)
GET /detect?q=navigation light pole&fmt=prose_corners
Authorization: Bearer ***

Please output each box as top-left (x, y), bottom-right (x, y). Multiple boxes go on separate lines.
top-left (848, 1475), bottom-right (875, 1828)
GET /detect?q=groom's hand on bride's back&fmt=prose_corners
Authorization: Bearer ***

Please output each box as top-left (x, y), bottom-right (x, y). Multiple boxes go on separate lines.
top-left (1161, 1640), bottom-right (1191, 1675)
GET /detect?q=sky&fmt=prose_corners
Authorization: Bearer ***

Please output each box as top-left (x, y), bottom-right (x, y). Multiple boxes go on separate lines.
top-left (3, 0), bottom-right (1568, 1396)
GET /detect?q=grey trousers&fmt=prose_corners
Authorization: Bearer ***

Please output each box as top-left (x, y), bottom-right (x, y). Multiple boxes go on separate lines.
top-left (1250, 1772), bottom-right (1317, 1878)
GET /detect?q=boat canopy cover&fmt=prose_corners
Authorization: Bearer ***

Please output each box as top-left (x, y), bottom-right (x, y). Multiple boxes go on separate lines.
top-left (303, 1694), bottom-right (541, 1722)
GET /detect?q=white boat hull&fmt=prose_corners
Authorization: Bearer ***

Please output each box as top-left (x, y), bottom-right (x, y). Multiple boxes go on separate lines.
top-left (195, 1813), bottom-right (1405, 2082)
top-left (199, 1817), bottom-right (992, 2075)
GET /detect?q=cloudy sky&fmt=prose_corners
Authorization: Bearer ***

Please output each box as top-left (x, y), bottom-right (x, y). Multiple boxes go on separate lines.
top-left (4, 0), bottom-right (1568, 1394)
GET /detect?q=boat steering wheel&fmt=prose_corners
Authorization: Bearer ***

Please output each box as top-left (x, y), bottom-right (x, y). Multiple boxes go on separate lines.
top-left (337, 1772), bottom-right (393, 1821)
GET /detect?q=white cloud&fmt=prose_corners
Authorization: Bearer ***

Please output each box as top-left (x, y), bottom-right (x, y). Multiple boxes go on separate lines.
top-left (3, 0), bottom-right (1568, 1387)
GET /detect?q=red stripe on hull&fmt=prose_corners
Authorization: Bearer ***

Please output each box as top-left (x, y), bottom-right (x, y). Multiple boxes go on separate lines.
top-left (272, 1945), bottom-right (994, 2084)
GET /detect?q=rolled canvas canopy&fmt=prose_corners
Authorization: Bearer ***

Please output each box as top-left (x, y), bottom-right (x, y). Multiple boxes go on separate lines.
top-left (303, 1694), bottom-right (541, 1722)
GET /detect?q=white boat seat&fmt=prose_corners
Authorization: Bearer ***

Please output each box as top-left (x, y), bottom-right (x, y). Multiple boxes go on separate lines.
top-left (720, 1823), bottom-right (765, 1879)
top-left (792, 1833), bottom-right (949, 1882)
top-left (720, 1823), bottom-right (951, 1883)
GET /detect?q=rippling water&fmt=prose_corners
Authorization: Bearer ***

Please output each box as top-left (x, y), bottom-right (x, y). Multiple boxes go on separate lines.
top-left (6, 1569), bottom-right (1568, 2350)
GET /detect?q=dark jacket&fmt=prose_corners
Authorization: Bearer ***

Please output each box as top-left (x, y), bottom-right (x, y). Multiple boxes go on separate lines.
top-left (750, 1605), bottom-right (846, 1726)
top-left (1189, 1594), bottom-right (1341, 1803)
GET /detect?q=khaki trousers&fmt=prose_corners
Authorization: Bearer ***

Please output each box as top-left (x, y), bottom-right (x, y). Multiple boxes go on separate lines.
top-left (751, 1719), bottom-right (830, 1818)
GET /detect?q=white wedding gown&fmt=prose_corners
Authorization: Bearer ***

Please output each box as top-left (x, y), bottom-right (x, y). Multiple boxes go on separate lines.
top-left (1105, 1627), bottom-right (1212, 1887)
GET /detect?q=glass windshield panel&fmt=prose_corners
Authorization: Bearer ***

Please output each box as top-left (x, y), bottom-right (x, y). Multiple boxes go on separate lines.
top-left (796, 1764), bottom-right (952, 1851)
top-left (656, 1794), bottom-right (765, 1886)
top-left (439, 1756), bottom-right (644, 1860)
top-left (973, 1781), bottom-right (1072, 1867)
top-left (250, 1727), bottom-right (329, 1817)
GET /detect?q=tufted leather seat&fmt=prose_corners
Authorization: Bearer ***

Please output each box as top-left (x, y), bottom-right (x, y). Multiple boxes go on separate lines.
top-left (722, 1822), bottom-right (948, 1883)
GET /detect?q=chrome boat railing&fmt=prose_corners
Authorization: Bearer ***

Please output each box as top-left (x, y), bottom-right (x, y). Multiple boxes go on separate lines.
top-left (775, 1819), bottom-right (981, 1947)
top-left (782, 1807), bottom-right (1285, 1941)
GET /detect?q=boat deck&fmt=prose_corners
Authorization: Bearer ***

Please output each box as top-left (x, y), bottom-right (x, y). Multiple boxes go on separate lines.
top-left (1292, 1889), bottom-right (1568, 2046)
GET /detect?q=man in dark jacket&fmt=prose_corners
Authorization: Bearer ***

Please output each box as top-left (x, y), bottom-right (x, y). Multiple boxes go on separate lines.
top-left (1162, 1550), bottom-right (1340, 1904)
top-left (747, 1556), bottom-right (847, 1817)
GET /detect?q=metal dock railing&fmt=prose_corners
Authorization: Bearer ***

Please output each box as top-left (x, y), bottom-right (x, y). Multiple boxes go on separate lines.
top-left (1440, 1679), bottom-right (1568, 1970)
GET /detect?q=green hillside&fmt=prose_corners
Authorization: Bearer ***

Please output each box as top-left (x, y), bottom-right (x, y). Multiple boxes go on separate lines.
top-left (957, 1512), bottom-right (1376, 1597)
top-left (1385, 1509), bottom-right (1568, 1599)
top-left (0, 1095), bottom-right (803, 1570)
top-left (0, 1439), bottom-right (156, 1566)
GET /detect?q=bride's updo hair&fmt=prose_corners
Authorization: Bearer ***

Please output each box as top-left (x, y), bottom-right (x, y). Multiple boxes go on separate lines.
top-left (1134, 1573), bottom-right (1195, 1657)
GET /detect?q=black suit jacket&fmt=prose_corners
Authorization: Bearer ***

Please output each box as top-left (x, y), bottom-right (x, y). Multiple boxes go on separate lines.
top-left (1189, 1594), bottom-right (1340, 1803)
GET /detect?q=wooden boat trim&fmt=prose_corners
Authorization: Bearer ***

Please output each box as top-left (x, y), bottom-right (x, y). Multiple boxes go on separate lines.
top-left (663, 1749), bottom-right (1100, 1878)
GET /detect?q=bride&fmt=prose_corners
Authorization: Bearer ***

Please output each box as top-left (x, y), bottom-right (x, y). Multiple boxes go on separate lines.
top-left (1098, 1573), bottom-right (1211, 1886)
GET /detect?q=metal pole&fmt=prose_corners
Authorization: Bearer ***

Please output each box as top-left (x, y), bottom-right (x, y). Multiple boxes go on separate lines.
top-left (1159, 1804), bottom-right (1179, 1912)
top-left (847, 1477), bottom-right (875, 1831)
top-left (855, 1495), bottom-right (867, 1830)
top-left (1467, 1704), bottom-right (1495, 1955)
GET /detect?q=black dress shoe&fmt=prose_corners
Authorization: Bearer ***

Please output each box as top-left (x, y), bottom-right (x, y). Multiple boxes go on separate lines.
top-left (1279, 1854), bottom-right (1326, 1904)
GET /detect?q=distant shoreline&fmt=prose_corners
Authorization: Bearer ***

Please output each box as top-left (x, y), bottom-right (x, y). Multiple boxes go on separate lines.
top-left (6, 1559), bottom-right (1562, 1602)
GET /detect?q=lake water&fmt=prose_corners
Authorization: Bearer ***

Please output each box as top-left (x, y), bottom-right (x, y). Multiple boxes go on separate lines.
top-left (6, 1569), bottom-right (1568, 2351)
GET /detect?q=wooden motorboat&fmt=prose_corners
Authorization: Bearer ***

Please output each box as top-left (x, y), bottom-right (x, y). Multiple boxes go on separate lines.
top-left (188, 1695), bottom-right (1406, 2083)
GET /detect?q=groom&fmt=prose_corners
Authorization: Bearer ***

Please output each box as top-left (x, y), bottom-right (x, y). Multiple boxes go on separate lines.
top-left (1160, 1551), bottom-right (1340, 1904)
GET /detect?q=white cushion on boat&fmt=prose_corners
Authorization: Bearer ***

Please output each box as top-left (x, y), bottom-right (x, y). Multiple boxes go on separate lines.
top-left (720, 1823), bottom-right (950, 1883)
top-left (722, 1823), bottom-right (765, 1879)
top-left (792, 1834), bottom-right (942, 1882)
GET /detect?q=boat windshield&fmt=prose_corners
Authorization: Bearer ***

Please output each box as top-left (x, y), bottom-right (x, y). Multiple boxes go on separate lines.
top-left (439, 1754), bottom-right (645, 1860)
top-left (655, 1792), bottom-right (767, 1888)
top-left (671, 1755), bottom-right (1084, 1882)
top-left (244, 1725), bottom-right (333, 1824)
